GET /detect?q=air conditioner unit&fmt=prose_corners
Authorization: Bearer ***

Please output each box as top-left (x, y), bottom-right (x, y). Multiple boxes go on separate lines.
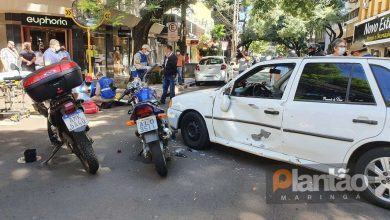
top-left (363, 0), bottom-right (370, 9)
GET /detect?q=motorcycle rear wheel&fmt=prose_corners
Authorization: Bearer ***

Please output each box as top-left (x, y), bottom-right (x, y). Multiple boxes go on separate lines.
top-left (72, 132), bottom-right (99, 174)
top-left (149, 141), bottom-right (167, 177)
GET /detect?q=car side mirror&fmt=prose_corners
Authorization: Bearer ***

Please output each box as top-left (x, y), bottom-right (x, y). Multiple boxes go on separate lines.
top-left (223, 87), bottom-right (231, 96)
top-left (10, 63), bottom-right (19, 71)
top-left (221, 87), bottom-right (232, 112)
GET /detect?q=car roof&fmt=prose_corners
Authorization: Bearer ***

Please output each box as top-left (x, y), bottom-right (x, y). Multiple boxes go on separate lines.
top-left (272, 57), bottom-right (390, 61)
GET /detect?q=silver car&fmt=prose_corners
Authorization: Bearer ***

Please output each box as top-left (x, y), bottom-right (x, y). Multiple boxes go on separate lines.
top-left (195, 56), bottom-right (233, 86)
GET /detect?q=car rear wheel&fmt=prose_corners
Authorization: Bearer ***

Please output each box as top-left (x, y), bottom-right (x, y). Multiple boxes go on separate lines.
top-left (355, 147), bottom-right (390, 209)
top-left (180, 111), bottom-right (210, 150)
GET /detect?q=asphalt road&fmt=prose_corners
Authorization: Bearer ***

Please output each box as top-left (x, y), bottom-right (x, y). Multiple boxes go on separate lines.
top-left (0, 84), bottom-right (389, 220)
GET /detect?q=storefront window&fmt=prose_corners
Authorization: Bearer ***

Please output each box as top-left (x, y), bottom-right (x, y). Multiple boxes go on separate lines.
top-left (85, 27), bottom-right (106, 76)
top-left (113, 32), bottom-right (131, 76)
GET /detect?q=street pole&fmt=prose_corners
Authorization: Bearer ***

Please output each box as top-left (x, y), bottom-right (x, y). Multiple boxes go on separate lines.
top-left (87, 28), bottom-right (92, 77)
top-left (231, 0), bottom-right (239, 61)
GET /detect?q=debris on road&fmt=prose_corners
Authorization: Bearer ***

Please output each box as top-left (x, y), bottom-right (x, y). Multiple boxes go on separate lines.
top-left (117, 149), bottom-right (122, 153)
top-left (173, 148), bottom-right (188, 158)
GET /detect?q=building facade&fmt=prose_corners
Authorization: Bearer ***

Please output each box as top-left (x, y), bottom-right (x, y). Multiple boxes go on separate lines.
top-left (0, 0), bottom-right (149, 79)
top-left (348, 0), bottom-right (390, 57)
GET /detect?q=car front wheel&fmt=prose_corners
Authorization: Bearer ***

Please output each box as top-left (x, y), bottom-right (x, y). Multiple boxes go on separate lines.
top-left (180, 111), bottom-right (210, 150)
top-left (355, 147), bottom-right (390, 209)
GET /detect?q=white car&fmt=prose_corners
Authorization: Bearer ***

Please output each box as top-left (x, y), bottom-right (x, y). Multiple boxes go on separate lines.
top-left (195, 56), bottom-right (233, 85)
top-left (168, 57), bottom-right (390, 208)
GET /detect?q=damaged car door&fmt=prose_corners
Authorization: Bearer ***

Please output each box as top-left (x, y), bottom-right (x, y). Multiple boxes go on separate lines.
top-left (212, 62), bottom-right (297, 150)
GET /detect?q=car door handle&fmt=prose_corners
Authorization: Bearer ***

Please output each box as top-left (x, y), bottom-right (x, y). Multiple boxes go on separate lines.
top-left (264, 109), bottom-right (279, 115)
top-left (353, 119), bottom-right (378, 125)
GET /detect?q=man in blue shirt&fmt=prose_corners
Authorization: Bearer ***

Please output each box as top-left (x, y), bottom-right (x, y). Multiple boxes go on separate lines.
top-left (132, 44), bottom-right (151, 78)
top-left (91, 72), bottom-right (116, 108)
top-left (43, 39), bottom-right (62, 66)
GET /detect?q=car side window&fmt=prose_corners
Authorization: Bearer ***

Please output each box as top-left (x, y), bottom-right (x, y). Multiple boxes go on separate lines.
top-left (295, 63), bottom-right (350, 102)
top-left (348, 64), bottom-right (375, 104)
top-left (371, 64), bottom-right (390, 105)
top-left (231, 63), bottom-right (296, 99)
top-left (295, 63), bottom-right (375, 104)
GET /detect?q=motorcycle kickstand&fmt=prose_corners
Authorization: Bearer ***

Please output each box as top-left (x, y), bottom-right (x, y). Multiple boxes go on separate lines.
top-left (42, 145), bottom-right (62, 165)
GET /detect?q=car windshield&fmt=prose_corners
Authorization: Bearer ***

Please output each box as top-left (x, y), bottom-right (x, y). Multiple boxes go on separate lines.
top-left (199, 58), bottom-right (224, 65)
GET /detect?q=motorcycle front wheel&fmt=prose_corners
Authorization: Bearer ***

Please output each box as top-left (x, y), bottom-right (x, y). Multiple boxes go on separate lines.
top-left (149, 140), bottom-right (167, 177)
top-left (72, 131), bottom-right (99, 174)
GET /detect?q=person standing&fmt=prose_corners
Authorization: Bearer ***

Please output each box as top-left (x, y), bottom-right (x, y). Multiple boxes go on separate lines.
top-left (132, 44), bottom-right (151, 78)
top-left (58, 45), bottom-right (71, 60)
top-left (43, 39), bottom-right (62, 66)
top-left (327, 38), bottom-right (347, 57)
top-left (185, 53), bottom-right (190, 64)
top-left (350, 43), bottom-right (373, 57)
top-left (35, 44), bottom-right (45, 70)
top-left (237, 51), bottom-right (250, 74)
top-left (19, 42), bottom-right (36, 72)
top-left (176, 50), bottom-right (185, 85)
top-left (0, 41), bottom-right (18, 72)
top-left (160, 45), bottom-right (177, 105)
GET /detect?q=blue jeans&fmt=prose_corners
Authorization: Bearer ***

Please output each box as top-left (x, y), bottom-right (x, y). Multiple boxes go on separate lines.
top-left (161, 75), bottom-right (175, 103)
top-left (176, 67), bottom-right (183, 84)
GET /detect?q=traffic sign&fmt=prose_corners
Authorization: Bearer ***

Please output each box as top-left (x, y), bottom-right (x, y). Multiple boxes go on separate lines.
top-left (65, 8), bottom-right (72, 18)
top-left (167, 22), bottom-right (178, 42)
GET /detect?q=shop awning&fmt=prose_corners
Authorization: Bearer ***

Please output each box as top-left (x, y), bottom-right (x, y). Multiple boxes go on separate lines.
top-left (149, 23), bottom-right (165, 35)
top-left (110, 10), bottom-right (141, 28)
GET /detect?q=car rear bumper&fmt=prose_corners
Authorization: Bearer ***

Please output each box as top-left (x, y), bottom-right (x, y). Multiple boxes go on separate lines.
top-left (195, 71), bottom-right (226, 82)
top-left (167, 108), bottom-right (182, 129)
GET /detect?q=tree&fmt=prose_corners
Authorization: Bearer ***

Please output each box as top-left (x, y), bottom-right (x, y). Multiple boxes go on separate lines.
top-left (249, 0), bottom-right (345, 55)
top-left (212, 24), bottom-right (226, 41)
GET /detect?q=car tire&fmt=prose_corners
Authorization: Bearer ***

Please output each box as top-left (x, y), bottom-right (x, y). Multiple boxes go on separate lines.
top-left (180, 111), bottom-right (210, 150)
top-left (354, 147), bottom-right (390, 209)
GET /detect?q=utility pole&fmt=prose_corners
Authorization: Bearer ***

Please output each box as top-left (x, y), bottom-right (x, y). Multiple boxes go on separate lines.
top-left (231, 0), bottom-right (239, 61)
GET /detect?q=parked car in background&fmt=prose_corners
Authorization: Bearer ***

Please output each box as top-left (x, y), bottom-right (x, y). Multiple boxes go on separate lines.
top-left (195, 56), bottom-right (233, 85)
top-left (168, 57), bottom-right (390, 209)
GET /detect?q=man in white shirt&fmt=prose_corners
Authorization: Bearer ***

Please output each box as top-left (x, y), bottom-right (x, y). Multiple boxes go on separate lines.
top-left (0, 41), bottom-right (18, 72)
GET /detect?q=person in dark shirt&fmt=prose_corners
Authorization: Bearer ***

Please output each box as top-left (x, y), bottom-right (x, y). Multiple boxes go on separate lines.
top-left (19, 42), bottom-right (36, 72)
top-left (160, 45), bottom-right (177, 104)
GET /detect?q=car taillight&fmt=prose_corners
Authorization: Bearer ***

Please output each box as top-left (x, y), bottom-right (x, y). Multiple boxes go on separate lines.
top-left (221, 64), bottom-right (227, 70)
top-left (196, 64), bottom-right (200, 71)
top-left (63, 102), bottom-right (76, 115)
top-left (136, 105), bottom-right (154, 118)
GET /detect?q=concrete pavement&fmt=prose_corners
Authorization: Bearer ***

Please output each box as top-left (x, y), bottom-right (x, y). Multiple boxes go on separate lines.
top-left (0, 84), bottom-right (389, 220)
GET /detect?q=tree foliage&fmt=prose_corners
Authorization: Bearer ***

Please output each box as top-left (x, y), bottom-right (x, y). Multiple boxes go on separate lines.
top-left (212, 24), bottom-right (226, 41)
top-left (250, 0), bottom-right (345, 55)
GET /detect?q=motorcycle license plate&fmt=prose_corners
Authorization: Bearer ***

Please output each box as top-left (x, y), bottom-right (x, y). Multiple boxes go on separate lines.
top-left (62, 110), bottom-right (89, 132)
top-left (137, 116), bottom-right (158, 134)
